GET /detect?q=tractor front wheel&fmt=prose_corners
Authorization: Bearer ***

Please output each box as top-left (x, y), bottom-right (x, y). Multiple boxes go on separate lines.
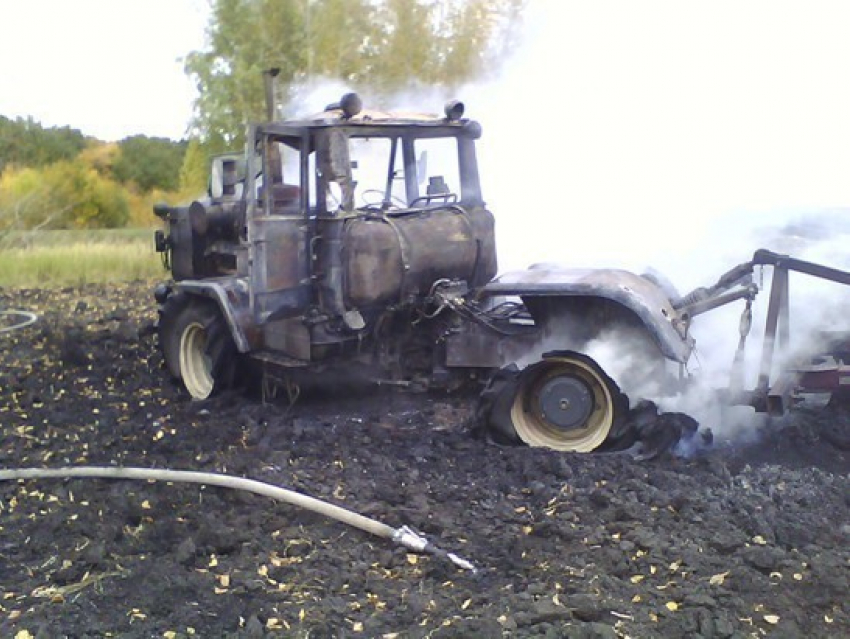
top-left (166, 300), bottom-right (238, 400)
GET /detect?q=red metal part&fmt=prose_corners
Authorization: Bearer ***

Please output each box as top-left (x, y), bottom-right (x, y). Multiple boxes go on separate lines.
top-left (796, 364), bottom-right (850, 393)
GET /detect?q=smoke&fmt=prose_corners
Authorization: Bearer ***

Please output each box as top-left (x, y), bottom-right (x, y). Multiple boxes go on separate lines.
top-left (288, 77), bottom-right (357, 118)
top-left (282, 3), bottom-right (850, 444)
top-left (470, 0), bottom-right (850, 443)
top-left (477, 1), bottom-right (850, 275)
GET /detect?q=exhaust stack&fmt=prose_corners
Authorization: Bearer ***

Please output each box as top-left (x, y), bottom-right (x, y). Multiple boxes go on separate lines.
top-left (262, 68), bottom-right (282, 185)
top-left (263, 67), bottom-right (281, 121)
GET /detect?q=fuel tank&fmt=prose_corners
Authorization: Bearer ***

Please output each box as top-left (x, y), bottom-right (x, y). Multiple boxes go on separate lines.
top-left (342, 205), bottom-right (496, 307)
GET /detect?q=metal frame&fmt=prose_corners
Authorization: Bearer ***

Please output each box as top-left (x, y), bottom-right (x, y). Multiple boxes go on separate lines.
top-left (677, 248), bottom-right (850, 415)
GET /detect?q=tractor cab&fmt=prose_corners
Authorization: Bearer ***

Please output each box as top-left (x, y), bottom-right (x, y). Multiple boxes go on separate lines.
top-left (229, 97), bottom-right (484, 224)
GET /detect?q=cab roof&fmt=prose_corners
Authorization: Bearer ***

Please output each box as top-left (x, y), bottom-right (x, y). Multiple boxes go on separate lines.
top-left (278, 107), bottom-right (470, 128)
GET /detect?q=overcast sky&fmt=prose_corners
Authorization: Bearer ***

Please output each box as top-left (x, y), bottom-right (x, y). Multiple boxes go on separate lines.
top-left (479, 0), bottom-right (850, 281)
top-left (3, 0), bottom-right (850, 277)
top-left (0, 0), bottom-right (208, 141)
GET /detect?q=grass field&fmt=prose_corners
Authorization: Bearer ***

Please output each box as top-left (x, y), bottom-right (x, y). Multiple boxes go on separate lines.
top-left (0, 228), bottom-right (166, 287)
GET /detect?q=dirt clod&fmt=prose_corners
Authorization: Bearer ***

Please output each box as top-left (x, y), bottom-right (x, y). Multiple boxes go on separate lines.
top-left (0, 282), bottom-right (848, 637)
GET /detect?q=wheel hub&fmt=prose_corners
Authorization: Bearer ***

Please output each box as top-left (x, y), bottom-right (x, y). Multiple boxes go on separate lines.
top-left (180, 321), bottom-right (214, 399)
top-left (537, 375), bottom-right (593, 430)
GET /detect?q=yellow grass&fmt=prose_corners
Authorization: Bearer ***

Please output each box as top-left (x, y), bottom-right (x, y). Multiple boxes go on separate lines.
top-left (0, 229), bottom-right (167, 287)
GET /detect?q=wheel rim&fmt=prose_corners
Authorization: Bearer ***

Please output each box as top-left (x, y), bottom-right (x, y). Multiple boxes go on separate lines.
top-left (179, 321), bottom-right (214, 399)
top-left (510, 354), bottom-right (615, 452)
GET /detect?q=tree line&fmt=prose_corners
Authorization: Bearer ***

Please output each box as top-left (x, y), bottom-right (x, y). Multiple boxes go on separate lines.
top-left (2, 0), bottom-right (526, 230)
top-left (0, 116), bottom-right (188, 230)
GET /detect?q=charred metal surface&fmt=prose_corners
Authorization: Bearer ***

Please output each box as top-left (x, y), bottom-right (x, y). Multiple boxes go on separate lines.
top-left (769, 360), bottom-right (850, 415)
top-left (155, 95), bottom-right (500, 393)
top-left (250, 216), bottom-right (311, 322)
top-left (316, 218), bottom-right (348, 319)
top-left (797, 366), bottom-right (850, 391)
top-left (263, 317), bottom-right (311, 361)
top-left (154, 92), bottom-right (848, 448)
top-left (444, 322), bottom-right (538, 369)
top-left (342, 205), bottom-right (495, 307)
top-left (767, 369), bottom-right (802, 416)
top-left (484, 268), bottom-right (692, 362)
top-left (752, 248), bottom-right (850, 285)
top-left (172, 279), bottom-right (253, 352)
top-left (677, 248), bottom-right (850, 415)
top-left (678, 285), bottom-right (758, 319)
top-left (757, 265), bottom-right (789, 393)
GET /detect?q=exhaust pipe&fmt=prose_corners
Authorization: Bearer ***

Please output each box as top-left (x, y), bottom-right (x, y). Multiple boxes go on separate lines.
top-left (263, 67), bottom-right (281, 121)
top-left (262, 68), bottom-right (283, 187)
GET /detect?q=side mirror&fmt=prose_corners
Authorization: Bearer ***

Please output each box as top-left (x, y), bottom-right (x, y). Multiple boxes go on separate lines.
top-left (209, 155), bottom-right (245, 198)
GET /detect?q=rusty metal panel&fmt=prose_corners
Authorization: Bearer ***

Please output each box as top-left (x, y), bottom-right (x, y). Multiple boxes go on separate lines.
top-left (263, 317), bottom-right (311, 361)
top-left (343, 205), bottom-right (496, 307)
top-left (250, 216), bottom-right (311, 321)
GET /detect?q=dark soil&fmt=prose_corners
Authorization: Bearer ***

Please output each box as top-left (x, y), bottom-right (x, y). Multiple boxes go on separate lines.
top-left (1, 282), bottom-right (848, 638)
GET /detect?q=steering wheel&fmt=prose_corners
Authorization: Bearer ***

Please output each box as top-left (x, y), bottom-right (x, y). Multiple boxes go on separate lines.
top-left (361, 189), bottom-right (407, 210)
top-left (410, 192), bottom-right (458, 208)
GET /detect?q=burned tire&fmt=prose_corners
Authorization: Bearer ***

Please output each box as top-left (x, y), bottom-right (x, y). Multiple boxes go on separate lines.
top-left (158, 291), bottom-right (190, 380)
top-left (476, 365), bottom-right (523, 445)
top-left (481, 351), bottom-right (627, 452)
top-left (169, 301), bottom-right (239, 400)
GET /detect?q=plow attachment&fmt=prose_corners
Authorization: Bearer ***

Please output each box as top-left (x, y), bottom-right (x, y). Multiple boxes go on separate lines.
top-left (675, 248), bottom-right (850, 416)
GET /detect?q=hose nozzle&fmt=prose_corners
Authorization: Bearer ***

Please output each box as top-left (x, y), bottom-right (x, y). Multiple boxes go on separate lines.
top-left (393, 525), bottom-right (478, 573)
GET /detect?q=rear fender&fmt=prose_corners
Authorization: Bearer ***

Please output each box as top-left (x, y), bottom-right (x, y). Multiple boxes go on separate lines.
top-left (483, 267), bottom-right (693, 363)
top-left (171, 278), bottom-right (254, 353)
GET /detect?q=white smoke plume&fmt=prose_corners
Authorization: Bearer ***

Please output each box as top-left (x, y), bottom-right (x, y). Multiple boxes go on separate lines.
top-left (284, 2), bottom-right (850, 443)
top-left (471, 0), bottom-right (850, 442)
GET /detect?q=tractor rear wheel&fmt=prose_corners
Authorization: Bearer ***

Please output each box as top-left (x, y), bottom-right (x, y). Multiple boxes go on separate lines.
top-left (504, 351), bottom-right (626, 452)
top-left (168, 301), bottom-right (238, 399)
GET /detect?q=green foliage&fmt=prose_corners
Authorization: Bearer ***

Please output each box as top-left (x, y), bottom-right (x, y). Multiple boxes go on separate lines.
top-left (179, 138), bottom-right (210, 196)
top-left (0, 116), bottom-right (188, 230)
top-left (0, 161), bottom-right (130, 230)
top-left (113, 135), bottom-right (187, 192)
top-left (0, 116), bottom-right (87, 174)
top-left (186, 0), bottom-right (526, 151)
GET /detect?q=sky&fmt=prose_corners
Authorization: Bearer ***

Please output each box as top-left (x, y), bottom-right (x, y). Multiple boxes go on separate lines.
top-left (480, 0), bottom-right (850, 282)
top-left (0, 0), bottom-right (209, 141)
top-left (2, 0), bottom-right (850, 280)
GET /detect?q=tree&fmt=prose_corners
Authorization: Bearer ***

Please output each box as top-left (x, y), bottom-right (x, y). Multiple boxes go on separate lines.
top-left (0, 161), bottom-right (129, 230)
top-left (0, 116), bottom-right (86, 174)
top-left (185, 0), bottom-right (526, 152)
top-left (178, 138), bottom-right (210, 196)
top-left (113, 135), bottom-right (188, 192)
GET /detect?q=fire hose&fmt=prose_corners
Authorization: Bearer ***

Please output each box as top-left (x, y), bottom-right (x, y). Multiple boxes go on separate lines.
top-left (0, 466), bottom-right (477, 573)
top-left (0, 309), bottom-right (38, 333)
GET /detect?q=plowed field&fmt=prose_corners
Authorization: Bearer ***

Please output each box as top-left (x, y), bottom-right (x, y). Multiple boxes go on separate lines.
top-left (1, 283), bottom-right (848, 638)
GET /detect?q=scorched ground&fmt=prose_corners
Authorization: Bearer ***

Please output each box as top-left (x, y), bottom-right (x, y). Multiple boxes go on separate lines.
top-left (1, 282), bottom-right (848, 638)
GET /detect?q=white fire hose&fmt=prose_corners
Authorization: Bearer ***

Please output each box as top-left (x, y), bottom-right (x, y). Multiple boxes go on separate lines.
top-left (0, 310), bottom-right (38, 333)
top-left (0, 466), bottom-right (477, 573)
top-left (0, 310), bottom-right (476, 571)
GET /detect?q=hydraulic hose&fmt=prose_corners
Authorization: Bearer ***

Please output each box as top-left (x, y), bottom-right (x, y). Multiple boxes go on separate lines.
top-left (0, 310), bottom-right (38, 333)
top-left (0, 466), bottom-right (476, 573)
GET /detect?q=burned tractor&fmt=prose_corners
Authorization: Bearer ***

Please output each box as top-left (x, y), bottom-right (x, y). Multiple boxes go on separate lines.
top-left (153, 92), bottom-right (701, 453)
